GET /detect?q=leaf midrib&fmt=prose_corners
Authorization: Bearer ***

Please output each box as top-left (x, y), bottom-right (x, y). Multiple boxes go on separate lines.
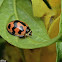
top-left (0, 0), bottom-right (4, 8)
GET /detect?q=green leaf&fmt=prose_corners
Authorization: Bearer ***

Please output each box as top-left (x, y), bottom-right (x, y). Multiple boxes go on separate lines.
top-left (0, 42), bottom-right (6, 59)
top-left (0, 0), bottom-right (4, 7)
top-left (0, 0), bottom-right (4, 35)
top-left (56, 42), bottom-right (62, 62)
top-left (60, 0), bottom-right (62, 34)
top-left (0, 0), bottom-right (61, 49)
top-left (56, 1), bottom-right (62, 62)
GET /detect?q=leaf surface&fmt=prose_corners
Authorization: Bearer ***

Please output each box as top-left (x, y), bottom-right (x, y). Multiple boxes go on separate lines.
top-left (0, 0), bottom-right (61, 49)
top-left (56, 42), bottom-right (62, 62)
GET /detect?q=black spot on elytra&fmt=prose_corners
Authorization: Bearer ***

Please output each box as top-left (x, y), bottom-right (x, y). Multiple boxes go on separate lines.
top-left (18, 30), bottom-right (22, 34)
top-left (12, 27), bottom-right (16, 35)
top-left (27, 27), bottom-right (29, 29)
top-left (20, 22), bottom-right (26, 26)
top-left (14, 20), bottom-right (26, 26)
top-left (14, 20), bottom-right (20, 28)
top-left (14, 20), bottom-right (20, 22)
top-left (8, 24), bottom-right (11, 29)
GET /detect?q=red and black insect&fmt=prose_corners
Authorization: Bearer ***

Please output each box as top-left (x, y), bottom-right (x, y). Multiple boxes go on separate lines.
top-left (7, 20), bottom-right (32, 38)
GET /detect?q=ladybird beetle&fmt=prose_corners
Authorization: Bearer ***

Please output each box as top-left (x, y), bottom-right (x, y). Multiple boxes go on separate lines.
top-left (7, 20), bottom-right (32, 38)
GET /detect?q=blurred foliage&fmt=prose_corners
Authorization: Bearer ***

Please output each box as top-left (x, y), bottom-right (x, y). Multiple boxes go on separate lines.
top-left (0, 42), bottom-right (5, 59)
top-left (3, 43), bottom-right (22, 62)
top-left (0, 36), bottom-right (6, 43)
top-left (0, 0), bottom-right (61, 62)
